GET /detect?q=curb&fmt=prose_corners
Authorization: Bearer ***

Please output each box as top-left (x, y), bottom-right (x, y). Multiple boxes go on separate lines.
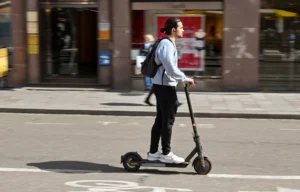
top-left (1, 108), bottom-right (300, 119)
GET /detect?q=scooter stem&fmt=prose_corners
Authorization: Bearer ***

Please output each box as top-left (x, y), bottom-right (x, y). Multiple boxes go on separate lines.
top-left (183, 83), bottom-right (204, 166)
top-left (183, 83), bottom-right (199, 137)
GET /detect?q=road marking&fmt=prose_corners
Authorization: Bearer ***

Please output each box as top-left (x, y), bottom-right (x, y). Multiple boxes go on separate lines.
top-left (97, 121), bottom-right (117, 126)
top-left (238, 187), bottom-right (300, 192)
top-left (277, 188), bottom-right (300, 192)
top-left (208, 174), bottom-right (300, 180)
top-left (65, 180), bottom-right (192, 192)
top-left (24, 122), bottom-right (72, 125)
top-left (132, 173), bottom-right (149, 176)
top-left (280, 129), bottom-right (300, 131)
top-left (198, 124), bottom-right (214, 129)
top-left (238, 190), bottom-right (277, 192)
top-left (179, 124), bottom-right (186, 128)
top-left (1, 168), bottom-right (300, 181)
top-left (0, 167), bottom-right (49, 173)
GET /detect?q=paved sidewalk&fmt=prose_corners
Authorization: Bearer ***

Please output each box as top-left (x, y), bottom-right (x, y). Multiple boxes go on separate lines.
top-left (1, 87), bottom-right (300, 119)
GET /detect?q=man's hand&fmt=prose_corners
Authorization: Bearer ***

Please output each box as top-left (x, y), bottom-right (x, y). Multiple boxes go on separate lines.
top-left (187, 77), bottom-right (195, 87)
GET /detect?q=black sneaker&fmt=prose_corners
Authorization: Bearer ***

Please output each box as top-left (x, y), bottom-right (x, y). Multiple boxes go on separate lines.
top-left (144, 99), bottom-right (154, 106)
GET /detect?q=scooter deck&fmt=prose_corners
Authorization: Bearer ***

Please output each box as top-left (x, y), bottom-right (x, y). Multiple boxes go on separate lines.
top-left (121, 152), bottom-right (194, 168)
top-left (138, 159), bottom-right (190, 168)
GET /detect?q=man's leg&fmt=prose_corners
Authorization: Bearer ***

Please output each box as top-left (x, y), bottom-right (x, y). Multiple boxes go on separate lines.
top-left (159, 87), bottom-right (178, 155)
top-left (149, 100), bottom-right (162, 153)
top-left (145, 87), bottom-right (154, 106)
top-left (148, 85), bottom-right (162, 160)
top-left (158, 87), bottom-right (184, 164)
top-left (144, 76), bottom-right (152, 90)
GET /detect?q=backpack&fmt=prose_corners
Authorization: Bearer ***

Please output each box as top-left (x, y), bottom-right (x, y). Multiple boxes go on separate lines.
top-left (141, 37), bottom-right (172, 78)
top-left (139, 42), bottom-right (153, 56)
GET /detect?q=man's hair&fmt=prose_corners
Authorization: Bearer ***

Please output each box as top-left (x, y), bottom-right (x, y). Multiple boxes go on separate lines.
top-left (160, 17), bottom-right (181, 35)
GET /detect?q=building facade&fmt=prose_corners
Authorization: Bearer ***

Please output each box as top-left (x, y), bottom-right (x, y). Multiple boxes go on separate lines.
top-left (4, 0), bottom-right (300, 91)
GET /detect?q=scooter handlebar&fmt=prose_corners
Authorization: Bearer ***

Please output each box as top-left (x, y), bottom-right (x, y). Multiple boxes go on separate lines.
top-left (183, 81), bottom-right (197, 88)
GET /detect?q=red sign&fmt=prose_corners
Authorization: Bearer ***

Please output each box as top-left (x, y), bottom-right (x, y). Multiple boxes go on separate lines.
top-left (156, 15), bottom-right (205, 71)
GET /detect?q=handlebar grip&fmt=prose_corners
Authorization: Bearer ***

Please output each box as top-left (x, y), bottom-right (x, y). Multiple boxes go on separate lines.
top-left (183, 82), bottom-right (196, 87)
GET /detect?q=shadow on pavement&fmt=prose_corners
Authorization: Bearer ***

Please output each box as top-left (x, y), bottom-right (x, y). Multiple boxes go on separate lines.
top-left (101, 102), bottom-right (147, 107)
top-left (119, 92), bottom-right (145, 96)
top-left (27, 161), bottom-right (196, 175)
top-left (0, 87), bottom-right (15, 91)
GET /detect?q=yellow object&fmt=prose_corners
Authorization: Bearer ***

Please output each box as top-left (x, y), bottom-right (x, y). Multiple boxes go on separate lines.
top-left (0, 48), bottom-right (8, 78)
top-left (181, 10), bottom-right (204, 14)
top-left (182, 9), bottom-right (298, 18)
top-left (28, 45), bottom-right (39, 54)
top-left (275, 9), bottom-right (297, 17)
top-left (28, 34), bottom-right (39, 45)
top-left (98, 30), bottom-right (110, 40)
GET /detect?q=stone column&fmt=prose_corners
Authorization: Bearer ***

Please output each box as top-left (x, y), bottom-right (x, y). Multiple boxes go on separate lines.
top-left (222, 0), bottom-right (260, 91)
top-left (8, 0), bottom-right (27, 87)
top-left (27, 0), bottom-right (40, 83)
top-left (111, 0), bottom-right (131, 91)
top-left (98, 0), bottom-right (112, 85)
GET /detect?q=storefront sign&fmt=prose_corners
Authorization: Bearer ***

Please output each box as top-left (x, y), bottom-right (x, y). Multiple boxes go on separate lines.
top-left (28, 45), bottom-right (39, 54)
top-left (28, 34), bottom-right (39, 45)
top-left (156, 14), bottom-right (205, 71)
top-left (99, 52), bottom-right (110, 66)
top-left (98, 22), bottom-right (111, 40)
top-left (27, 11), bottom-right (39, 55)
top-left (27, 11), bottom-right (38, 22)
top-left (27, 22), bottom-right (39, 34)
top-left (0, 48), bottom-right (8, 78)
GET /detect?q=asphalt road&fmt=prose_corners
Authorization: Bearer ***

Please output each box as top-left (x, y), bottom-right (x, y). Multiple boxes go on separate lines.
top-left (0, 113), bottom-right (300, 192)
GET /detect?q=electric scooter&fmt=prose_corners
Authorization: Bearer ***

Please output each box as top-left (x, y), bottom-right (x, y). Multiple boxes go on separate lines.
top-left (121, 83), bottom-right (212, 175)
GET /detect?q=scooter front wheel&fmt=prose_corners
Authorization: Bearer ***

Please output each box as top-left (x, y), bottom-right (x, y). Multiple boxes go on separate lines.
top-left (122, 154), bottom-right (141, 172)
top-left (193, 156), bottom-right (212, 175)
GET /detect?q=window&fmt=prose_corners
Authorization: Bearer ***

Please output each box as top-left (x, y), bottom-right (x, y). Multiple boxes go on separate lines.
top-left (0, 0), bottom-right (11, 47)
top-left (131, 9), bottom-right (223, 77)
top-left (260, 0), bottom-right (300, 91)
top-left (0, 0), bottom-right (11, 69)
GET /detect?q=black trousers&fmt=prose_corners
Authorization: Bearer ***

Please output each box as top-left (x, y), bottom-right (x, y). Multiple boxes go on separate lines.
top-left (149, 84), bottom-right (179, 155)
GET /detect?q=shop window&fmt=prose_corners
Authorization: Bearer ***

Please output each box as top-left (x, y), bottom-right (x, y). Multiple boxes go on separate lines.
top-left (0, 0), bottom-right (11, 47)
top-left (131, 9), bottom-right (223, 77)
top-left (0, 0), bottom-right (12, 69)
top-left (131, 10), bottom-right (145, 49)
top-left (260, 0), bottom-right (300, 91)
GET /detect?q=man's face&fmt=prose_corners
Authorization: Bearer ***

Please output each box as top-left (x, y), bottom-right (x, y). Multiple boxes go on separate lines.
top-left (175, 22), bottom-right (184, 38)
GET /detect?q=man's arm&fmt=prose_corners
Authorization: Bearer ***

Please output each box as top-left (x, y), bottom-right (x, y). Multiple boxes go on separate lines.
top-left (157, 42), bottom-right (189, 82)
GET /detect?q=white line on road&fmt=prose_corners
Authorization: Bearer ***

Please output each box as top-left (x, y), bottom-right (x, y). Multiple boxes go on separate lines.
top-left (2, 167), bottom-right (300, 181)
top-left (238, 190), bottom-right (280, 192)
top-left (280, 129), bottom-right (300, 131)
top-left (238, 187), bottom-right (300, 192)
top-left (97, 121), bottom-right (117, 126)
top-left (197, 124), bottom-right (215, 129)
top-left (208, 174), bottom-right (300, 180)
top-left (0, 167), bottom-right (49, 173)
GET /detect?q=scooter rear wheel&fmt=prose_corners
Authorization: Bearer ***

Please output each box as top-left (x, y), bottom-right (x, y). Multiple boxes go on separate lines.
top-left (193, 156), bottom-right (212, 175)
top-left (122, 154), bottom-right (141, 172)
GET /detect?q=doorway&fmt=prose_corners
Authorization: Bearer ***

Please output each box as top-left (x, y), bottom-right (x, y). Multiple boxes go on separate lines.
top-left (50, 7), bottom-right (98, 77)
